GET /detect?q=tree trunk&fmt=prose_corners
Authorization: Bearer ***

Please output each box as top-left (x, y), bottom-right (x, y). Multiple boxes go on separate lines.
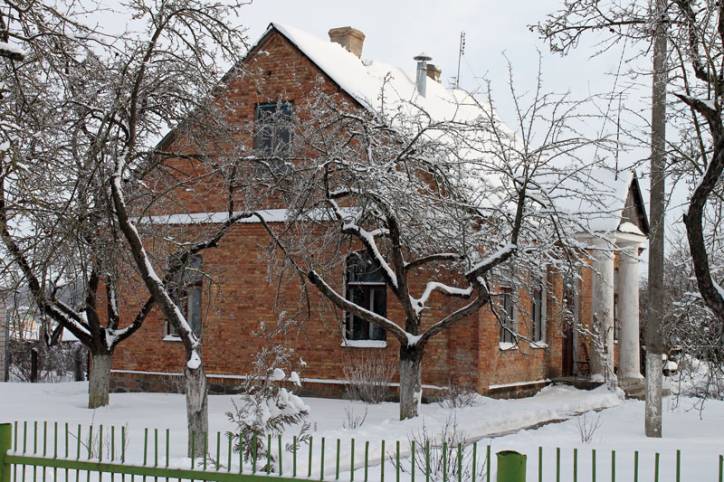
top-left (74, 346), bottom-right (84, 382)
top-left (30, 348), bottom-right (39, 383)
top-left (645, 0), bottom-right (667, 439)
top-left (88, 352), bottom-right (111, 409)
top-left (399, 344), bottom-right (423, 420)
top-left (185, 364), bottom-right (208, 458)
top-left (645, 351), bottom-right (663, 436)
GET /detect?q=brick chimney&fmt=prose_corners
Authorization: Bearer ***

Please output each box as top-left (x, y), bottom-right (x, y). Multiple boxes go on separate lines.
top-left (426, 63), bottom-right (442, 83)
top-left (328, 26), bottom-right (365, 58)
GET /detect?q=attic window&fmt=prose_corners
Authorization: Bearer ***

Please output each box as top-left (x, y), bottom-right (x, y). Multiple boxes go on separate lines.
top-left (254, 101), bottom-right (293, 161)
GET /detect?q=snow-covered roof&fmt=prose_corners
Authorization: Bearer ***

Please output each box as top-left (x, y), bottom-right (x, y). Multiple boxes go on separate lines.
top-left (261, 23), bottom-right (648, 238)
top-left (551, 167), bottom-right (648, 236)
top-left (10, 318), bottom-right (79, 342)
top-left (265, 23), bottom-right (485, 124)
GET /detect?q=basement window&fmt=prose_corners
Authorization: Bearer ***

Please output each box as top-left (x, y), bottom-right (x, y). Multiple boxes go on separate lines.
top-left (165, 254), bottom-right (203, 339)
top-left (344, 252), bottom-right (386, 343)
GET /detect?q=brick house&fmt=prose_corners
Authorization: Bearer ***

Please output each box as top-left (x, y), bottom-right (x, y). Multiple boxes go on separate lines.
top-left (110, 23), bottom-right (649, 399)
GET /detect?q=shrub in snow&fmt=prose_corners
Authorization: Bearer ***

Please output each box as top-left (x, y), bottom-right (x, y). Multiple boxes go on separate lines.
top-left (397, 415), bottom-right (486, 482)
top-left (436, 379), bottom-right (480, 409)
top-left (226, 315), bottom-right (309, 471)
top-left (342, 405), bottom-right (368, 430)
top-left (671, 356), bottom-right (724, 406)
top-left (576, 411), bottom-right (602, 444)
top-left (342, 352), bottom-right (394, 404)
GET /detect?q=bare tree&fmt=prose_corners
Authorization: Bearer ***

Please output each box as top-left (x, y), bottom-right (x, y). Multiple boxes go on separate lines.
top-left (275, 62), bottom-right (612, 419)
top-left (0, 0), bottom-right (257, 453)
top-left (0, 0), bottom-right (160, 408)
top-left (534, 5), bottom-right (724, 430)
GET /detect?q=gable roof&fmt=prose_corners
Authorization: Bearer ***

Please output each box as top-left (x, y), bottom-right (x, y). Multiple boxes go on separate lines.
top-left (258, 23), bottom-right (486, 124)
top-left (553, 168), bottom-right (649, 237)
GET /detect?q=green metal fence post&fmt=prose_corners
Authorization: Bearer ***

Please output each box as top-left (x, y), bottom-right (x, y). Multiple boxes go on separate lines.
top-left (496, 450), bottom-right (526, 482)
top-left (0, 423), bottom-right (11, 482)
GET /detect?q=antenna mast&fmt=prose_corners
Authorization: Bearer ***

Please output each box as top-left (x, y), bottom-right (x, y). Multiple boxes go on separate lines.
top-left (456, 31), bottom-right (466, 88)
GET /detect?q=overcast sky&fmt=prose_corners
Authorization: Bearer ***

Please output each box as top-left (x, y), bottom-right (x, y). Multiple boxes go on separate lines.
top-left (239, 0), bottom-right (644, 130)
top-left (97, 1), bottom-right (644, 137)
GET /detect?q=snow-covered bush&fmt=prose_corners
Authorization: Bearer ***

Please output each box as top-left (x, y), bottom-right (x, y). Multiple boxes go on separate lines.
top-left (226, 315), bottom-right (309, 471)
top-left (672, 356), bottom-right (724, 405)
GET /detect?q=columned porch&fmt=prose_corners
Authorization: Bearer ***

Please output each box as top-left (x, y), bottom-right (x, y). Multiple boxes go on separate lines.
top-left (579, 233), bottom-right (646, 390)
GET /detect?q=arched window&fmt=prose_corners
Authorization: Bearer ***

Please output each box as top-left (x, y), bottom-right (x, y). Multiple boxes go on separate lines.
top-left (344, 252), bottom-right (386, 341)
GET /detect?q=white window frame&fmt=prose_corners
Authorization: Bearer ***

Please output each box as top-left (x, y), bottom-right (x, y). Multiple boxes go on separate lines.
top-left (343, 253), bottom-right (387, 346)
top-left (499, 288), bottom-right (517, 349)
top-left (531, 271), bottom-right (548, 348)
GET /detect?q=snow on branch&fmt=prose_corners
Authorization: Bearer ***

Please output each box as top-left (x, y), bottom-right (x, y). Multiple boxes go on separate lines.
top-left (465, 243), bottom-right (517, 279)
top-left (410, 281), bottom-right (473, 316)
top-left (307, 269), bottom-right (407, 340)
top-left (327, 198), bottom-right (400, 290)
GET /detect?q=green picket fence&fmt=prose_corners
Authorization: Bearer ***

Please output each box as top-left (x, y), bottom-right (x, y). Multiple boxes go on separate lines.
top-left (1, 421), bottom-right (722, 482)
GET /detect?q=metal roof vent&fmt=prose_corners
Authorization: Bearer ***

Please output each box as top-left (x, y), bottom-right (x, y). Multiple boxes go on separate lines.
top-left (414, 52), bottom-right (432, 97)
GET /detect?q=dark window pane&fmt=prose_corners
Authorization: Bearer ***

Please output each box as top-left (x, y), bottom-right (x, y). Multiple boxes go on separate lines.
top-left (532, 287), bottom-right (543, 342)
top-left (371, 286), bottom-right (387, 318)
top-left (346, 252), bottom-right (386, 283)
top-left (500, 291), bottom-right (515, 344)
top-left (166, 254), bottom-right (203, 338)
top-left (188, 285), bottom-right (202, 335)
top-left (254, 102), bottom-right (293, 160)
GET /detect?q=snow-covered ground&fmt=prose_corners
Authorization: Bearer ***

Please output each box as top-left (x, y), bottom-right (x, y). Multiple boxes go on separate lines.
top-left (0, 382), bottom-right (722, 481)
top-left (490, 396), bottom-right (724, 482)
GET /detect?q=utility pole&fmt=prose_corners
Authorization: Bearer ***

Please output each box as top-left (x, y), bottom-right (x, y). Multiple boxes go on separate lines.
top-left (645, 0), bottom-right (667, 438)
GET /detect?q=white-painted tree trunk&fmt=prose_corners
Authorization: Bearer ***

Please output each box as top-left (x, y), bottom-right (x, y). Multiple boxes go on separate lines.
top-left (645, 351), bottom-right (663, 437)
top-left (88, 352), bottom-right (111, 409)
top-left (399, 346), bottom-right (423, 420)
top-left (185, 365), bottom-right (208, 457)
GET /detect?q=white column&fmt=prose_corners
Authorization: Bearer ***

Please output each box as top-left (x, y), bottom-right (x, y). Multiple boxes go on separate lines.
top-left (618, 242), bottom-right (643, 380)
top-left (590, 238), bottom-right (615, 382)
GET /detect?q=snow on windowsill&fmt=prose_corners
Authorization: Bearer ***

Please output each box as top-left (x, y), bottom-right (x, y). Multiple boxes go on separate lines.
top-left (530, 342), bottom-right (548, 349)
top-left (341, 340), bottom-right (387, 349)
top-left (498, 342), bottom-right (518, 351)
top-left (162, 335), bottom-right (182, 342)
